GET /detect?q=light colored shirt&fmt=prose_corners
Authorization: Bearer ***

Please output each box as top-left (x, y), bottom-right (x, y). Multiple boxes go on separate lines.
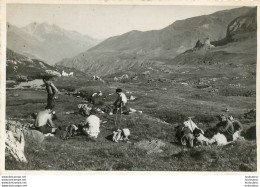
top-left (83, 115), bottom-right (100, 138)
top-left (208, 133), bottom-right (228, 146)
top-left (35, 110), bottom-right (53, 127)
top-left (183, 119), bottom-right (204, 134)
top-left (119, 92), bottom-right (127, 105)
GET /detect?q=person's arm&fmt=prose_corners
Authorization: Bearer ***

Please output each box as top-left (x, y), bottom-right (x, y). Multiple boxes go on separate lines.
top-left (48, 117), bottom-right (55, 128)
top-left (235, 120), bottom-right (244, 132)
top-left (50, 82), bottom-right (59, 94)
top-left (223, 121), bottom-right (234, 132)
top-left (114, 98), bottom-right (119, 106)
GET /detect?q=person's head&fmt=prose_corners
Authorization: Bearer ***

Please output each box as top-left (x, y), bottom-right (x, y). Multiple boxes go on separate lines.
top-left (217, 114), bottom-right (227, 122)
top-left (42, 76), bottom-right (50, 83)
top-left (228, 115), bottom-right (234, 122)
top-left (116, 88), bottom-right (122, 95)
top-left (89, 108), bottom-right (97, 116)
top-left (52, 111), bottom-right (58, 120)
top-left (45, 105), bottom-right (53, 112)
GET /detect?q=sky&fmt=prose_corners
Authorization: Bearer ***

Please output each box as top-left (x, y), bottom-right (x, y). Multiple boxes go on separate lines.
top-left (7, 4), bottom-right (239, 39)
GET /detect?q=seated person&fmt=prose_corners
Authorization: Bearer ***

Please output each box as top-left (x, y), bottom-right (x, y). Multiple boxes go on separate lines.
top-left (34, 106), bottom-right (57, 134)
top-left (215, 114), bottom-right (243, 142)
top-left (82, 112), bottom-right (100, 139)
top-left (228, 116), bottom-right (243, 133)
top-left (216, 114), bottom-right (234, 135)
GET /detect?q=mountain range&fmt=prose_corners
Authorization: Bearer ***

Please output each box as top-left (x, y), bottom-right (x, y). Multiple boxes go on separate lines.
top-left (7, 22), bottom-right (101, 65)
top-left (58, 6), bottom-right (254, 75)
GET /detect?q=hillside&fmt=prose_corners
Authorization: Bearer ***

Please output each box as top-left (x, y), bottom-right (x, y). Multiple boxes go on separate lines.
top-left (6, 48), bottom-right (53, 80)
top-left (6, 48), bottom-right (87, 83)
top-left (58, 7), bottom-right (252, 75)
top-left (7, 22), bottom-right (101, 65)
top-left (172, 7), bottom-right (257, 66)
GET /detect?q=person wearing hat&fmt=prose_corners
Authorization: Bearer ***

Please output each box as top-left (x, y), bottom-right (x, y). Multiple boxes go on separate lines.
top-left (34, 106), bottom-right (57, 134)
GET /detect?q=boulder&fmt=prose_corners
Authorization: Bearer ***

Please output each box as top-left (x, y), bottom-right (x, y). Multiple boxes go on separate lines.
top-left (23, 129), bottom-right (45, 144)
top-left (6, 130), bottom-right (27, 163)
top-left (6, 120), bottom-right (45, 144)
top-left (194, 38), bottom-right (215, 50)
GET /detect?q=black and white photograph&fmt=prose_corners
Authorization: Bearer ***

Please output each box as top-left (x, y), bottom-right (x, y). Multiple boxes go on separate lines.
top-left (4, 3), bottom-right (257, 171)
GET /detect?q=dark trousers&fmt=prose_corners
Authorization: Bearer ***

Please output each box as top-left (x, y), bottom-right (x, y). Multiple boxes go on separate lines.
top-left (223, 131), bottom-right (233, 142)
top-left (36, 125), bottom-right (53, 134)
top-left (47, 94), bottom-right (55, 109)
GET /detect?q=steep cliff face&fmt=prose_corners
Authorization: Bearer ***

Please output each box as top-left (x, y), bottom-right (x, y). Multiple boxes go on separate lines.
top-left (226, 7), bottom-right (257, 41)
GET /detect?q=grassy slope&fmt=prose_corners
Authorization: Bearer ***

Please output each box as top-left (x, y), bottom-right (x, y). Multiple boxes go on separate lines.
top-left (6, 59), bottom-right (256, 171)
top-left (5, 13), bottom-right (257, 170)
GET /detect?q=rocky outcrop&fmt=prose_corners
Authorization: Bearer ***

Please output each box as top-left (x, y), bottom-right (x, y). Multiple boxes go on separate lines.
top-left (6, 130), bottom-right (27, 163)
top-left (194, 38), bottom-right (215, 50)
top-left (6, 121), bottom-right (27, 163)
top-left (5, 120), bottom-right (45, 163)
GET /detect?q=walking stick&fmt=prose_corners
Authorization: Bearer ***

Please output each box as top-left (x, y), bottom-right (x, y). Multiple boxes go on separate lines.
top-left (119, 103), bottom-right (123, 129)
top-left (114, 108), bottom-right (118, 128)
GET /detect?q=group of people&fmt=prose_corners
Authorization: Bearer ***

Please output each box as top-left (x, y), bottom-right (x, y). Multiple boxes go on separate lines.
top-left (34, 76), bottom-right (244, 146)
top-left (177, 113), bottom-right (244, 147)
top-left (33, 77), bottom-right (129, 141)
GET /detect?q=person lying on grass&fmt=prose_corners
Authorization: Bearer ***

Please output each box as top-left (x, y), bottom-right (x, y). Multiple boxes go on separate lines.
top-left (82, 110), bottom-right (100, 140)
top-left (34, 106), bottom-right (57, 134)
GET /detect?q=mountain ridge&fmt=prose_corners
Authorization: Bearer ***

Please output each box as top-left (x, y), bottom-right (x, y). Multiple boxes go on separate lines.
top-left (58, 6), bottom-right (253, 75)
top-left (7, 22), bottom-right (101, 65)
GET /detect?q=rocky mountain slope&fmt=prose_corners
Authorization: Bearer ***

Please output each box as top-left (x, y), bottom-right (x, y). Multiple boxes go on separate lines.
top-left (58, 7), bottom-right (252, 75)
top-left (6, 48), bottom-right (58, 81)
top-left (7, 22), bottom-right (101, 65)
top-left (6, 48), bottom-right (86, 81)
top-left (172, 7), bottom-right (257, 66)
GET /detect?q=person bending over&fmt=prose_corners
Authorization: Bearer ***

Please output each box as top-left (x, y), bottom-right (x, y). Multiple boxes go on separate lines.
top-left (34, 106), bottom-right (57, 134)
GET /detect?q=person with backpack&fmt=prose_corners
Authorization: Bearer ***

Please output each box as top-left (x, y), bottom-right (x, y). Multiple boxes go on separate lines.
top-left (42, 76), bottom-right (59, 109)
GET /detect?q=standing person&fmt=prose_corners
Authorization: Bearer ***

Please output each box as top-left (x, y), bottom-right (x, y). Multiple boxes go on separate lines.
top-left (82, 111), bottom-right (100, 139)
top-left (34, 106), bottom-right (57, 134)
top-left (113, 88), bottom-right (128, 128)
top-left (42, 76), bottom-right (59, 109)
top-left (113, 88), bottom-right (128, 112)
